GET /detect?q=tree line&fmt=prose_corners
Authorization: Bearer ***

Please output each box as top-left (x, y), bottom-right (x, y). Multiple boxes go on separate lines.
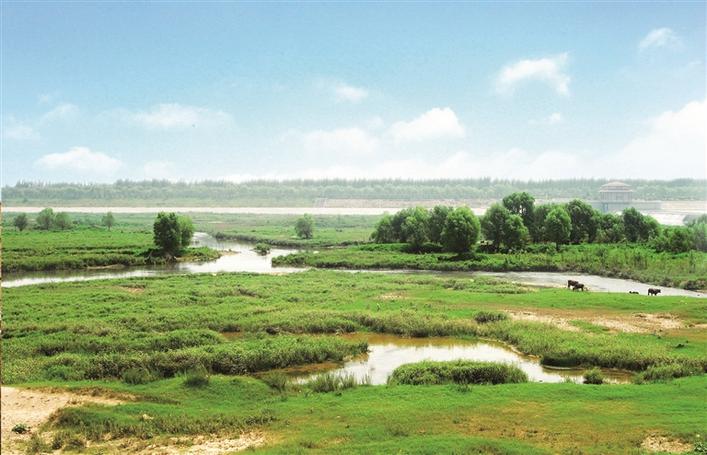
top-left (371, 192), bottom-right (707, 254)
top-left (4, 178), bottom-right (705, 204)
top-left (11, 209), bottom-right (115, 232)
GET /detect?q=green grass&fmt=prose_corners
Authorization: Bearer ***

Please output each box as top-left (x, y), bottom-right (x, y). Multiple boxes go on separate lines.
top-left (1, 228), bottom-right (219, 272)
top-left (274, 242), bottom-right (707, 290)
top-left (4, 271), bottom-right (706, 453)
top-left (388, 360), bottom-right (528, 385)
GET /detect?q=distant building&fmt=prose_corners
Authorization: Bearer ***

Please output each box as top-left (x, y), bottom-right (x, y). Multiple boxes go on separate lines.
top-left (598, 181), bottom-right (633, 212)
top-left (594, 181), bottom-right (661, 213)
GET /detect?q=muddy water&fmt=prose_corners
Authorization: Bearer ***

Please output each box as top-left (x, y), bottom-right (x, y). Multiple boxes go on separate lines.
top-left (1, 233), bottom-right (303, 288)
top-left (474, 271), bottom-right (706, 297)
top-left (287, 333), bottom-right (632, 385)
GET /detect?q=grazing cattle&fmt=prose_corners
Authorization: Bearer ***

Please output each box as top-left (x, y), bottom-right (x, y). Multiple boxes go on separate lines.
top-left (572, 283), bottom-right (586, 291)
top-left (567, 279), bottom-right (580, 289)
top-left (629, 291), bottom-right (639, 295)
top-left (647, 288), bottom-right (661, 296)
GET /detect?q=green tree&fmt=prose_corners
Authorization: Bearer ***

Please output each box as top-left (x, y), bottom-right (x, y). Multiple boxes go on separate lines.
top-left (13, 213), bottom-right (28, 231)
top-left (390, 208), bottom-right (415, 242)
top-left (481, 204), bottom-right (511, 251)
top-left (530, 203), bottom-right (560, 242)
top-left (153, 212), bottom-right (183, 255)
top-left (178, 216), bottom-right (195, 247)
top-left (565, 199), bottom-right (599, 243)
top-left (401, 207), bottom-right (430, 251)
top-left (295, 214), bottom-right (314, 239)
top-left (544, 207), bottom-right (571, 248)
top-left (503, 214), bottom-right (530, 251)
top-left (440, 206), bottom-right (480, 253)
top-left (54, 212), bottom-right (72, 230)
top-left (36, 208), bottom-right (55, 230)
top-left (371, 214), bottom-right (397, 243)
top-left (502, 192), bottom-right (535, 230)
top-left (428, 206), bottom-right (453, 244)
top-left (102, 212), bottom-right (115, 230)
top-left (596, 213), bottom-right (624, 243)
top-left (687, 215), bottom-right (707, 252)
top-left (653, 227), bottom-right (693, 253)
top-left (622, 208), bottom-right (660, 243)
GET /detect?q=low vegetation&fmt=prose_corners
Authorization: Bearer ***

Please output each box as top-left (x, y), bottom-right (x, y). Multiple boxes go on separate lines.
top-left (275, 242), bottom-right (707, 290)
top-left (388, 360), bottom-right (528, 385)
top-left (3, 270), bottom-right (705, 453)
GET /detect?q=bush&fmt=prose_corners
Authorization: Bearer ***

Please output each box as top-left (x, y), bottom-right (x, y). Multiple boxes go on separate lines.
top-left (633, 363), bottom-right (702, 383)
top-left (254, 243), bottom-right (271, 255)
top-left (295, 214), bottom-right (314, 239)
top-left (261, 372), bottom-right (289, 392)
top-left (388, 360), bottom-right (528, 385)
top-left (122, 367), bottom-right (155, 385)
top-left (12, 423), bottom-right (29, 434)
top-left (307, 372), bottom-right (362, 393)
top-left (473, 311), bottom-right (508, 324)
top-left (183, 365), bottom-right (210, 387)
top-left (583, 367), bottom-right (604, 384)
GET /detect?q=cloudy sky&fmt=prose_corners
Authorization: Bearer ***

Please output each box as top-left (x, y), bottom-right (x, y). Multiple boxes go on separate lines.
top-left (1, 2), bottom-right (705, 185)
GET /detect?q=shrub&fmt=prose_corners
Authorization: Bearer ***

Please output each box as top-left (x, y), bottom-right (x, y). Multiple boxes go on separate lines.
top-left (183, 365), bottom-right (210, 387)
top-left (633, 363), bottom-right (702, 383)
top-left (583, 368), bottom-right (604, 384)
top-left (307, 372), bottom-right (361, 393)
top-left (122, 367), bottom-right (155, 385)
top-left (254, 243), bottom-right (271, 255)
top-left (473, 311), bottom-right (508, 324)
top-left (261, 372), bottom-right (289, 392)
top-left (295, 214), bottom-right (314, 239)
top-left (12, 423), bottom-right (29, 434)
top-left (388, 360), bottom-right (528, 385)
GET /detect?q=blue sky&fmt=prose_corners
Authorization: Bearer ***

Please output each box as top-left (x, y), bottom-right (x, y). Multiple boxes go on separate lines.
top-left (1, 2), bottom-right (705, 184)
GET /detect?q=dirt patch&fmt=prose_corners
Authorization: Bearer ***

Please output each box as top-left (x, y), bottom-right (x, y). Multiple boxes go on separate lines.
top-left (121, 286), bottom-right (145, 294)
top-left (116, 432), bottom-right (265, 454)
top-left (505, 309), bottom-right (686, 334)
top-left (641, 434), bottom-right (693, 453)
top-left (506, 310), bottom-right (580, 332)
top-left (378, 292), bottom-right (407, 301)
top-left (1, 386), bottom-right (126, 455)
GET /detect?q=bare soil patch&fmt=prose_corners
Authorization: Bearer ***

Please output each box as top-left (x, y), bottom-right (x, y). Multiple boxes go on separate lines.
top-left (109, 432), bottom-right (265, 454)
top-left (1, 386), bottom-right (126, 455)
top-left (506, 309), bottom-right (686, 334)
top-left (641, 434), bottom-right (693, 453)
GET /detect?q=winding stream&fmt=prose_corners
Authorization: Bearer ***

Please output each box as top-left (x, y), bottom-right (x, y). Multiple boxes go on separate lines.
top-left (284, 333), bottom-right (632, 385)
top-left (3, 233), bottom-right (704, 297)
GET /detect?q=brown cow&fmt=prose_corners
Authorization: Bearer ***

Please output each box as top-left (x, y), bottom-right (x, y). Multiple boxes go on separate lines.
top-left (567, 279), bottom-right (580, 289)
top-left (572, 283), bottom-right (586, 291)
top-left (648, 288), bottom-right (661, 296)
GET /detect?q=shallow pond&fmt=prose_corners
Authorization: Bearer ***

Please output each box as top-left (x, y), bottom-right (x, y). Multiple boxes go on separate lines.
top-left (1, 233), bottom-right (303, 288)
top-left (284, 333), bottom-right (632, 385)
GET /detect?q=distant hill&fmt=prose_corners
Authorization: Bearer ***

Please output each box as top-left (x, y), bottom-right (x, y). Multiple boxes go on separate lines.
top-left (2, 179), bottom-right (705, 207)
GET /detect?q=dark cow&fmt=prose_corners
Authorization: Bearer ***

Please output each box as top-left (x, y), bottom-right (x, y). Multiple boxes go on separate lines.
top-left (572, 283), bottom-right (586, 291)
top-left (567, 279), bottom-right (580, 289)
top-left (629, 291), bottom-right (639, 295)
top-left (647, 288), bottom-right (661, 296)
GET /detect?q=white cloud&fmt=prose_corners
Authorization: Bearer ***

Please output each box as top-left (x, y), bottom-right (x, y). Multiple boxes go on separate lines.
top-left (35, 147), bottom-right (122, 174)
top-left (639, 28), bottom-right (682, 51)
top-left (496, 53), bottom-right (570, 96)
top-left (334, 83), bottom-right (369, 103)
top-left (609, 99), bottom-right (706, 179)
top-left (303, 127), bottom-right (379, 155)
top-left (390, 107), bottom-right (465, 143)
top-left (141, 160), bottom-right (177, 180)
top-left (40, 103), bottom-right (79, 123)
top-left (3, 122), bottom-right (40, 141)
top-left (132, 103), bottom-right (233, 129)
top-left (531, 112), bottom-right (564, 125)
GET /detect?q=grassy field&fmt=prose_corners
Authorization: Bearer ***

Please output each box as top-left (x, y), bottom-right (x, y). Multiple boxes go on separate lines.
top-left (1, 229), bottom-right (219, 273)
top-left (274, 243), bottom-right (707, 290)
top-left (3, 271), bottom-right (706, 453)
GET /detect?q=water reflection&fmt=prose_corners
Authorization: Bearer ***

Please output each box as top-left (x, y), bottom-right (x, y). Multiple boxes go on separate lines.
top-left (290, 333), bottom-right (632, 385)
